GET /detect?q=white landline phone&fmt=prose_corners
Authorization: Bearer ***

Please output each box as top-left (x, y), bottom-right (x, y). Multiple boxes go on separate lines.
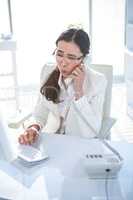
top-left (73, 103), bottom-right (124, 179)
top-left (83, 139), bottom-right (123, 179)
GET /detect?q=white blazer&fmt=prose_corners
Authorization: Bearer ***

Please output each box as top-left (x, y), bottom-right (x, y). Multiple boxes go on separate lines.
top-left (28, 63), bottom-right (107, 139)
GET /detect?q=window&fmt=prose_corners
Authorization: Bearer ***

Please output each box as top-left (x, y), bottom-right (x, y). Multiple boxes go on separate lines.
top-left (11, 0), bottom-right (90, 86)
top-left (91, 0), bottom-right (126, 79)
top-left (0, 0), bottom-right (11, 35)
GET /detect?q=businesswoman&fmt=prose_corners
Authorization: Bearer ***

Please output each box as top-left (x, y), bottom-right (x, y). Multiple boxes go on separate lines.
top-left (19, 28), bottom-right (107, 145)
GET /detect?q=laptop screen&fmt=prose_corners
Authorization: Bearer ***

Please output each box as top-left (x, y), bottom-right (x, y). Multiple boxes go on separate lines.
top-left (0, 112), bottom-right (17, 162)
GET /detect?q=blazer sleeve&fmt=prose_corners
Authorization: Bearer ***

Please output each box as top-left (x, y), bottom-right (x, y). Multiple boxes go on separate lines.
top-left (25, 63), bottom-right (56, 129)
top-left (73, 73), bottom-right (107, 135)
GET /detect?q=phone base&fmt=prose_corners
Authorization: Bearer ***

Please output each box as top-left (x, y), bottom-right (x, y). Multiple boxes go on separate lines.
top-left (83, 153), bottom-right (123, 179)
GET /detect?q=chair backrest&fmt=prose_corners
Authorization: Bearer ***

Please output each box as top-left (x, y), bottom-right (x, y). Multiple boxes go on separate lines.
top-left (90, 64), bottom-right (113, 119)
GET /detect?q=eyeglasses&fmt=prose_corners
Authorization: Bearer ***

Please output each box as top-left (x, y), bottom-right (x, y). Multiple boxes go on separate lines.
top-left (54, 49), bottom-right (83, 63)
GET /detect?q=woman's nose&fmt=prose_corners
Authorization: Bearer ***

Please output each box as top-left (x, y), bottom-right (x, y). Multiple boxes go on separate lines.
top-left (61, 58), bottom-right (68, 67)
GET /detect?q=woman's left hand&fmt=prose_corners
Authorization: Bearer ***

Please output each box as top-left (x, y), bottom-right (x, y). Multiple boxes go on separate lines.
top-left (71, 64), bottom-right (85, 99)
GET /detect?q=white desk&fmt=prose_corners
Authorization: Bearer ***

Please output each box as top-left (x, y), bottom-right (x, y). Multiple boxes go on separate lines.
top-left (0, 134), bottom-right (133, 200)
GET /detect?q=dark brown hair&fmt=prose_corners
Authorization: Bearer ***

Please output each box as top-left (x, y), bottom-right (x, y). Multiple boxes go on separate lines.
top-left (40, 69), bottom-right (60, 103)
top-left (40, 28), bottom-right (90, 103)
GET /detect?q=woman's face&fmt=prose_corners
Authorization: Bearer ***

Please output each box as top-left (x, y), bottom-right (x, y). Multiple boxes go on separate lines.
top-left (55, 40), bottom-right (83, 78)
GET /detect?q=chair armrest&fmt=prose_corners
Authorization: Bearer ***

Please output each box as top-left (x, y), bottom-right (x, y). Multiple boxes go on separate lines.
top-left (99, 117), bottom-right (116, 139)
top-left (8, 113), bottom-right (32, 129)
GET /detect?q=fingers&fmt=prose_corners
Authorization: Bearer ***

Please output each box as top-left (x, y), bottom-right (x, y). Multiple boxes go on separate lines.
top-left (72, 65), bottom-right (84, 76)
top-left (18, 135), bottom-right (25, 144)
top-left (18, 129), bottom-right (38, 145)
top-left (18, 133), bottom-right (37, 145)
top-left (27, 131), bottom-right (38, 144)
top-left (18, 134), bottom-right (29, 145)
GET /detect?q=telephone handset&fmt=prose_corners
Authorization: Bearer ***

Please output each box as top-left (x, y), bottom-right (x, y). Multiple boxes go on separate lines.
top-left (67, 62), bottom-right (85, 81)
top-left (62, 63), bottom-right (83, 85)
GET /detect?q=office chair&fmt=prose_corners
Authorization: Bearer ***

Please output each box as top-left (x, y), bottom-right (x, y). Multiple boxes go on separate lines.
top-left (90, 64), bottom-right (116, 139)
top-left (8, 64), bottom-right (116, 139)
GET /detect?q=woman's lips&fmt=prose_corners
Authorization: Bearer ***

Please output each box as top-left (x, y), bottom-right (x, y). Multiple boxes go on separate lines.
top-left (61, 70), bottom-right (67, 74)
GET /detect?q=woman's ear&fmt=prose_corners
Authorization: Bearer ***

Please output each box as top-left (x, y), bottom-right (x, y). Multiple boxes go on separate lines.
top-left (80, 56), bottom-right (85, 64)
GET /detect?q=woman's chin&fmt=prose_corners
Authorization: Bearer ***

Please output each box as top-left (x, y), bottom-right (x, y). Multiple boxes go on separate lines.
top-left (61, 73), bottom-right (69, 78)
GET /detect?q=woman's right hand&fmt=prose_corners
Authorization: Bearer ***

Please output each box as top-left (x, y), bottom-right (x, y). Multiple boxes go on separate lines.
top-left (18, 127), bottom-right (39, 145)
